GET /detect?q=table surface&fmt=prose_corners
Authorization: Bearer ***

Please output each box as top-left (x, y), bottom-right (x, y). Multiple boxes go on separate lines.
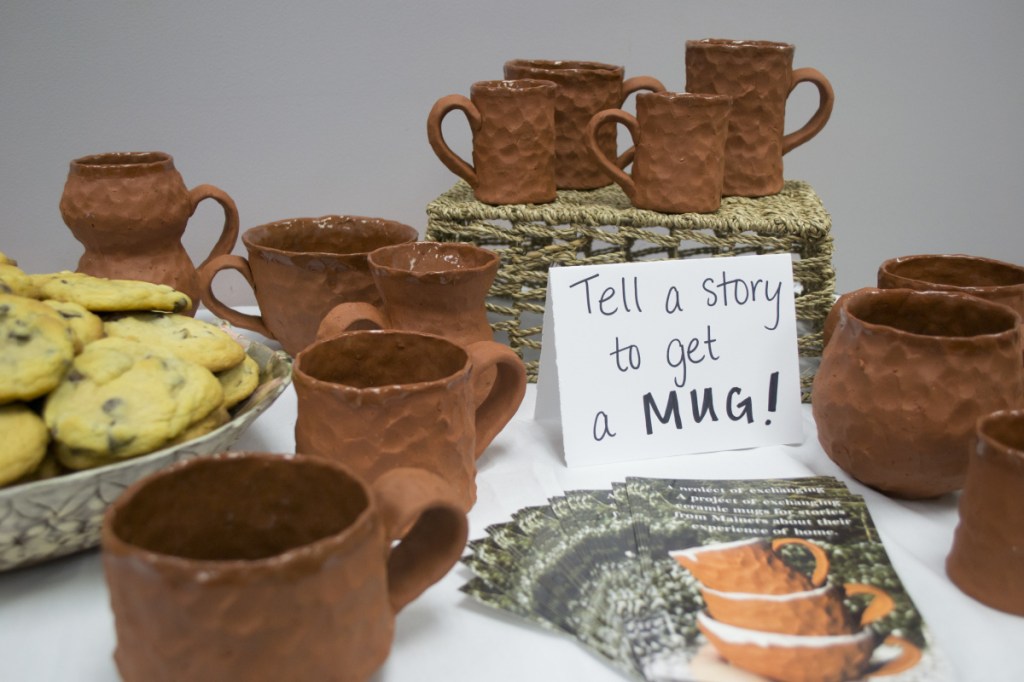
top-left (2, 330), bottom-right (1022, 682)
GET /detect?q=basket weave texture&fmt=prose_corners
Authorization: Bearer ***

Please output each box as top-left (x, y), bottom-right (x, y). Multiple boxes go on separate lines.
top-left (425, 180), bottom-right (834, 401)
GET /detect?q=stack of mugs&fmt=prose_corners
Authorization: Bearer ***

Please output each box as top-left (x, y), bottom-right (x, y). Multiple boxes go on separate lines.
top-left (670, 538), bottom-right (920, 682)
top-left (428, 40), bottom-right (834, 214)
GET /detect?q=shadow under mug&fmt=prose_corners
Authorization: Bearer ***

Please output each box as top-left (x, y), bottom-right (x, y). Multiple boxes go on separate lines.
top-left (293, 328), bottom-right (527, 511)
top-left (198, 215), bottom-right (418, 356)
top-left (101, 452), bottom-right (468, 682)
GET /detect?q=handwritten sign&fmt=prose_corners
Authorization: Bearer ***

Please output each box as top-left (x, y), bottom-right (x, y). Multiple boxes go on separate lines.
top-left (534, 254), bottom-right (804, 467)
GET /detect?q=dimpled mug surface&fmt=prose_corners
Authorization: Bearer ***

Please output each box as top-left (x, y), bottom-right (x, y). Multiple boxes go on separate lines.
top-left (101, 452), bottom-right (467, 682)
top-left (813, 288), bottom-right (1024, 498)
top-left (198, 215), bottom-right (417, 356)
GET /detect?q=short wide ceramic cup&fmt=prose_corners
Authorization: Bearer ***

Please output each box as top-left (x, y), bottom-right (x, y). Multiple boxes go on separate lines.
top-left (198, 215), bottom-right (418, 356)
top-left (947, 409), bottom-right (1024, 615)
top-left (293, 329), bottom-right (527, 511)
top-left (101, 452), bottom-right (468, 682)
top-left (670, 538), bottom-right (830, 594)
top-left (878, 254), bottom-right (1024, 318)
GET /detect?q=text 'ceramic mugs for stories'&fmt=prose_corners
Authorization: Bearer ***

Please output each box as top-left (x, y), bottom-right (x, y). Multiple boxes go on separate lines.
top-left (685, 39), bottom-right (834, 197)
top-left (198, 215), bottom-right (418, 356)
top-left (293, 328), bottom-right (527, 512)
top-left (502, 59), bottom-right (666, 190)
top-left (813, 288), bottom-right (1024, 499)
top-left (586, 91), bottom-right (732, 213)
top-left (428, 79), bottom-right (558, 205)
top-left (101, 452), bottom-right (468, 682)
top-left (60, 151), bottom-right (240, 316)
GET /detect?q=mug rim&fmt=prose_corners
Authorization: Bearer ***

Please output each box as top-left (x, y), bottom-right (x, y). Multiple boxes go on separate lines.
top-left (241, 215), bottom-right (418, 257)
top-left (471, 79), bottom-right (558, 95)
top-left (68, 151), bottom-right (174, 175)
top-left (368, 240), bottom-right (499, 276)
top-left (686, 38), bottom-right (794, 52)
top-left (843, 287), bottom-right (1022, 340)
top-left (879, 253), bottom-right (1024, 291)
top-left (976, 409), bottom-right (1024, 456)
top-left (101, 451), bottom-right (376, 571)
top-left (503, 58), bottom-right (624, 77)
top-left (637, 91), bottom-right (732, 107)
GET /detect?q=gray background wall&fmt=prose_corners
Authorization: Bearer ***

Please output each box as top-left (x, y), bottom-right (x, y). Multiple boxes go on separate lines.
top-left (2, 1), bottom-right (1022, 304)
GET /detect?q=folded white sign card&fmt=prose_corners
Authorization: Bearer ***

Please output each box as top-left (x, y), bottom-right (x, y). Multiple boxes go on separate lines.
top-left (534, 254), bottom-right (804, 467)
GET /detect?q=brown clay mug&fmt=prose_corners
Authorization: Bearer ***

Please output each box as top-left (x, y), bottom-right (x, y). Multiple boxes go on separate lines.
top-left (502, 59), bottom-right (666, 190)
top-left (700, 582), bottom-right (894, 636)
top-left (60, 151), bottom-right (240, 316)
top-left (685, 39), bottom-right (835, 197)
top-left (101, 452), bottom-right (468, 682)
top-left (696, 611), bottom-right (922, 682)
top-left (428, 79), bottom-right (557, 205)
top-left (198, 215), bottom-right (418, 356)
top-left (813, 288), bottom-right (1024, 498)
top-left (670, 538), bottom-right (830, 594)
top-left (947, 409), bottom-right (1024, 615)
top-left (293, 328), bottom-right (527, 511)
top-left (586, 91), bottom-right (732, 213)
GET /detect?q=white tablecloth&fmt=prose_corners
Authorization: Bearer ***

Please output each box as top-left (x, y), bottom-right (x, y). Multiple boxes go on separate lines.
top-left (2, 345), bottom-right (1022, 681)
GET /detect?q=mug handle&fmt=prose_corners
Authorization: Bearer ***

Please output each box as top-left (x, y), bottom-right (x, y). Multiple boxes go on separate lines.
top-left (782, 68), bottom-right (835, 154)
top-left (315, 302), bottom-right (389, 341)
top-left (585, 109), bottom-right (640, 202)
top-left (617, 76), bottom-right (666, 168)
top-left (427, 94), bottom-right (482, 187)
top-left (188, 184), bottom-right (240, 270)
top-left (465, 340), bottom-right (528, 459)
top-left (771, 537), bottom-right (830, 587)
top-left (372, 467), bottom-right (469, 613)
top-left (869, 635), bottom-right (923, 677)
top-left (197, 254), bottom-right (275, 340)
top-left (843, 583), bottom-right (895, 626)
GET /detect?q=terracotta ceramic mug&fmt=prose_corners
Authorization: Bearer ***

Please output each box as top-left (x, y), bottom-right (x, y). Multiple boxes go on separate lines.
top-left (670, 537), bottom-right (830, 594)
top-left (813, 288), bottom-right (1024, 498)
top-left (586, 91), bottom-right (732, 213)
top-left (293, 328), bottom-right (527, 511)
top-left (428, 79), bottom-right (557, 205)
top-left (60, 151), bottom-right (240, 316)
top-left (502, 59), bottom-right (666, 190)
top-left (696, 611), bottom-right (921, 682)
top-left (101, 452), bottom-right (468, 682)
top-left (947, 409), bottom-right (1024, 615)
top-left (700, 582), bottom-right (894, 636)
top-left (198, 215), bottom-right (418, 356)
top-left (685, 39), bottom-right (834, 197)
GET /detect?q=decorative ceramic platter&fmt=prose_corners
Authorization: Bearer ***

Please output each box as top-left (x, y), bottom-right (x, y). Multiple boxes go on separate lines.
top-left (0, 339), bottom-right (292, 572)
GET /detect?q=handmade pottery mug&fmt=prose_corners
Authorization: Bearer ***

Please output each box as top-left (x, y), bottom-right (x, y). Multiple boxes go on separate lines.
top-left (101, 452), bottom-right (468, 682)
top-left (685, 39), bottom-right (834, 197)
top-left (502, 59), bottom-right (666, 190)
top-left (293, 328), bottom-right (527, 511)
top-left (428, 79), bottom-right (557, 205)
top-left (813, 288), bottom-right (1024, 498)
top-left (670, 538), bottom-right (830, 594)
top-left (700, 582), bottom-right (894, 637)
top-left (60, 151), bottom-right (240, 316)
top-left (947, 409), bottom-right (1024, 615)
top-left (586, 92), bottom-right (732, 213)
top-left (696, 611), bottom-right (921, 682)
top-left (198, 215), bottom-right (418, 356)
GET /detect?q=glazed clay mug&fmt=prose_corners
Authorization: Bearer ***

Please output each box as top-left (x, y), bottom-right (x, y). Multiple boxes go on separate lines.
top-left (428, 79), bottom-right (557, 205)
top-left (813, 288), bottom-right (1024, 498)
top-left (60, 151), bottom-right (240, 316)
top-left (293, 329), bottom-right (527, 511)
top-left (502, 59), bottom-right (666, 189)
top-left (947, 409), bottom-right (1024, 615)
top-left (101, 452), bottom-right (468, 682)
top-left (670, 537), bottom-right (830, 594)
top-left (586, 92), bottom-right (732, 213)
top-left (685, 39), bottom-right (835, 197)
top-left (198, 215), bottom-right (418, 356)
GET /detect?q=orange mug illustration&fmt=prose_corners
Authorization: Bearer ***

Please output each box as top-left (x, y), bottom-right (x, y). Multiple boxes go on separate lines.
top-left (670, 537), bottom-right (830, 594)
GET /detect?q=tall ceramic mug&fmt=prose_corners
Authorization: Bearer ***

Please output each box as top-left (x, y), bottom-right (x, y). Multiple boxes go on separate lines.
top-left (947, 409), bottom-right (1024, 616)
top-left (685, 39), bottom-right (834, 197)
top-left (198, 215), bottom-right (418, 356)
top-left (60, 151), bottom-right (240, 316)
top-left (293, 329), bottom-right (527, 511)
top-left (813, 288), bottom-right (1024, 498)
top-left (586, 92), bottom-right (732, 213)
top-left (428, 79), bottom-right (557, 205)
top-left (502, 59), bottom-right (666, 190)
top-left (101, 452), bottom-right (468, 682)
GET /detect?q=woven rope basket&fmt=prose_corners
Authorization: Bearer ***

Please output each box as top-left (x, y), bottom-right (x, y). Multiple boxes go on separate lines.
top-left (426, 180), bottom-right (834, 401)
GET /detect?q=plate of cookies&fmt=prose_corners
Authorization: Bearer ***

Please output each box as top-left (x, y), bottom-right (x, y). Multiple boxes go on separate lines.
top-left (0, 257), bottom-right (293, 571)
